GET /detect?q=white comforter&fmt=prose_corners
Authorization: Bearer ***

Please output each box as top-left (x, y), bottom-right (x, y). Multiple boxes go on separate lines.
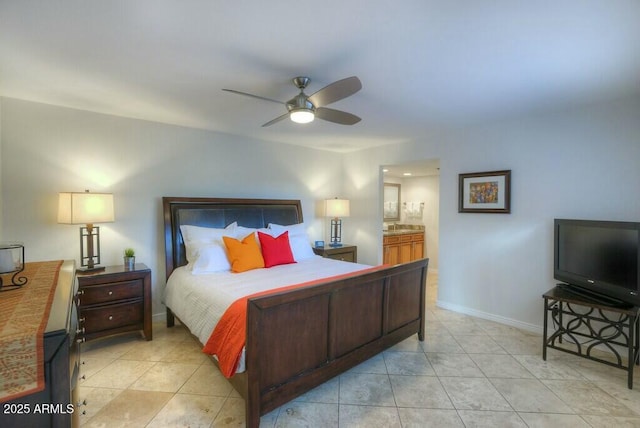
top-left (164, 255), bottom-right (371, 346)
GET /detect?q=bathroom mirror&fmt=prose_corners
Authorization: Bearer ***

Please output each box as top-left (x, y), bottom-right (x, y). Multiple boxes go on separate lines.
top-left (383, 183), bottom-right (401, 221)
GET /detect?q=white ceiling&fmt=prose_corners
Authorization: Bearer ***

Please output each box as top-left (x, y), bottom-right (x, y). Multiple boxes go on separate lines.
top-left (1, 1), bottom-right (639, 153)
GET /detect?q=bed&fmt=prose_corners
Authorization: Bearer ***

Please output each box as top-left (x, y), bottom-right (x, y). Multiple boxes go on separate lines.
top-left (162, 197), bottom-right (429, 427)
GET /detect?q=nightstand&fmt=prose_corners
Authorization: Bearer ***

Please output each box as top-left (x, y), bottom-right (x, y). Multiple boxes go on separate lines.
top-left (76, 264), bottom-right (152, 342)
top-left (313, 245), bottom-right (357, 263)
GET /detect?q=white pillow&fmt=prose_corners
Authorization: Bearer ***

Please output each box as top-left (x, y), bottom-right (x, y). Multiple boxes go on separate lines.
top-left (180, 222), bottom-right (236, 263)
top-left (191, 242), bottom-right (231, 274)
top-left (268, 223), bottom-right (315, 261)
top-left (234, 226), bottom-right (258, 239)
top-left (269, 222), bottom-right (307, 237)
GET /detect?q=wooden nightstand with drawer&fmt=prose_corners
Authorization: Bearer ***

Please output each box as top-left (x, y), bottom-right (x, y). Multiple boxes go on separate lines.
top-left (76, 264), bottom-right (152, 342)
top-left (313, 245), bottom-right (357, 263)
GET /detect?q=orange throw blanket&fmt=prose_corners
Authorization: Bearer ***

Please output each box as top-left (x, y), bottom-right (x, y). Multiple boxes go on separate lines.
top-left (0, 260), bottom-right (63, 401)
top-left (203, 265), bottom-right (385, 377)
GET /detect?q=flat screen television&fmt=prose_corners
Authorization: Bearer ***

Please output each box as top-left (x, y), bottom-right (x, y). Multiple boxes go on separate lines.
top-left (554, 219), bottom-right (640, 307)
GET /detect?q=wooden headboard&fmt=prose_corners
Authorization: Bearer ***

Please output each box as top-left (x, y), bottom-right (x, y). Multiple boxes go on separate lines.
top-left (162, 197), bottom-right (303, 280)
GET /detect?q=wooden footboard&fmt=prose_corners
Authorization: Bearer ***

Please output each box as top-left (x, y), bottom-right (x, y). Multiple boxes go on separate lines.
top-left (244, 258), bottom-right (428, 427)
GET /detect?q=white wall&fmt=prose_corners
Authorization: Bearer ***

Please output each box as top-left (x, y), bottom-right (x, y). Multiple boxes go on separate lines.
top-left (3, 96), bottom-right (639, 332)
top-left (0, 98), bottom-right (344, 319)
top-left (343, 97), bottom-right (640, 332)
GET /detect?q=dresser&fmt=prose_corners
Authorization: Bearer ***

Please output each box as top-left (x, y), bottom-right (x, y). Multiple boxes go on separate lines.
top-left (0, 260), bottom-right (79, 428)
top-left (76, 264), bottom-right (152, 342)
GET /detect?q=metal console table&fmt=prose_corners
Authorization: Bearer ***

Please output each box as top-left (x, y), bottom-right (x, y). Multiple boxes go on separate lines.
top-left (542, 286), bottom-right (640, 389)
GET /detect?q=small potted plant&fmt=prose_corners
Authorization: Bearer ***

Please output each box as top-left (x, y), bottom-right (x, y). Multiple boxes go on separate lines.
top-left (123, 248), bottom-right (135, 270)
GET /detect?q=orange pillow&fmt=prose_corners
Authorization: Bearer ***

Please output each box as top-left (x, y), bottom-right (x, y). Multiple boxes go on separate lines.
top-left (223, 233), bottom-right (265, 273)
top-left (258, 231), bottom-right (296, 268)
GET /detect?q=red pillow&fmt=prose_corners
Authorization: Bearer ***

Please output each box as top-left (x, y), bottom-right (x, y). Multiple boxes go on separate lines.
top-left (258, 231), bottom-right (296, 268)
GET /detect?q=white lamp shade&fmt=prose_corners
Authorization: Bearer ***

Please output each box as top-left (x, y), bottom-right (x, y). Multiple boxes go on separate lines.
top-left (290, 109), bottom-right (315, 124)
top-left (325, 198), bottom-right (350, 218)
top-left (58, 192), bottom-right (115, 224)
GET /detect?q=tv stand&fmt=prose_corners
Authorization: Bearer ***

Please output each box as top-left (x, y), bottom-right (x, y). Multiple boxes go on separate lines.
top-left (543, 286), bottom-right (640, 389)
top-left (556, 283), bottom-right (631, 309)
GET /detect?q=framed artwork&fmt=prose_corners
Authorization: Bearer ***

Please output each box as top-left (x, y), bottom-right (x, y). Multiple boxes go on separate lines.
top-left (383, 183), bottom-right (401, 221)
top-left (458, 170), bottom-right (511, 213)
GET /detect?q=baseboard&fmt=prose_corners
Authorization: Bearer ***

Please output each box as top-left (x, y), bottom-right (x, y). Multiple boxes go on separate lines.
top-left (435, 299), bottom-right (542, 335)
top-left (152, 312), bottom-right (166, 323)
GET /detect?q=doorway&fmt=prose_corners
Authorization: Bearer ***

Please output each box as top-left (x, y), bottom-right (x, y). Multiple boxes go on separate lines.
top-left (381, 159), bottom-right (440, 303)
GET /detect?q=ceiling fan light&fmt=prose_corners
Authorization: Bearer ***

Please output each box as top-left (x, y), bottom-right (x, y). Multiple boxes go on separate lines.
top-left (290, 109), bottom-right (314, 124)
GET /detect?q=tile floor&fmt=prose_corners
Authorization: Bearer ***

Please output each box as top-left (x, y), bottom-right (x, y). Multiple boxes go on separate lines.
top-left (78, 275), bottom-right (640, 427)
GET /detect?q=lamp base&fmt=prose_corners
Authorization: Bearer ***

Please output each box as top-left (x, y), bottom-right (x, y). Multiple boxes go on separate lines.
top-left (329, 242), bottom-right (343, 247)
top-left (77, 265), bottom-right (106, 274)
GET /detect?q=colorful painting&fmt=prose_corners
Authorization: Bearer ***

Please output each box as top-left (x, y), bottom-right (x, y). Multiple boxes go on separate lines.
top-left (459, 170), bottom-right (511, 213)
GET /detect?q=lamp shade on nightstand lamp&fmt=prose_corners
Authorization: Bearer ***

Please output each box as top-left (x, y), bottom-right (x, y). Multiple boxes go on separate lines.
top-left (325, 198), bottom-right (350, 247)
top-left (58, 191), bottom-right (114, 271)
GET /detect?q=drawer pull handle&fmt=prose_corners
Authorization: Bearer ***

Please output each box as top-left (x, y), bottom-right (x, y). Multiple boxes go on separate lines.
top-left (79, 317), bottom-right (86, 324)
top-left (108, 315), bottom-right (113, 321)
top-left (108, 291), bottom-right (113, 296)
top-left (77, 399), bottom-right (87, 407)
top-left (77, 337), bottom-right (86, 344)
top-left (76, 327), bottom-right (85, 335)
top-left (77, 290), bottom-right (85, 296)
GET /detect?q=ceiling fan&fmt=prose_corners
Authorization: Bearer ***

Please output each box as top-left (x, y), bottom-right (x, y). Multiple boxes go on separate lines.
top-left (222, 76), bottom-right (362, 127)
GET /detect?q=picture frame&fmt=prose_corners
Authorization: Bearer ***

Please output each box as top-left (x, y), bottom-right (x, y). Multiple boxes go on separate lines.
top-left (383, 183), bottom-right (401, 221)
top-left (458, 170), bottom-right (511, 214)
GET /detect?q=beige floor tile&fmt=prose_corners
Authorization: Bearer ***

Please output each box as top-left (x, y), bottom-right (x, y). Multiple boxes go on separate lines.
top-left (439, 377), bottom-right (512, 411)
top-left (339, 372), bottom-right (395, 406)
top-left (82, 389), bottom-right (173, 427)
top-left (426, 353), bottom-right (484, 377)
top-left (275, 402), bottom-right (339, 427)
top-left (512, 354), bottom-right (585, 380)
top-left (118, 337), bottom-right (184, 362)
top-left (518, 412), bottom-right (592, 427)
top-left (77, 386), bottom-right (123, 423)
top-left (82, 359), bottom-right (156, 389)
top-left (490, 378), bottom-right (573, 413)
top-left (580, 414), bottom-right (640, 427)
top-left (210, 397), bottom-right (252, 427)
top-left (146, 393), bottom-right (226, 428)
top-left (389, 375), bottom-right (453, 409)
top-left (338, 404), bottom-right (401, 428)
top-left (456, 410), bottom-right (527, 427)
top-left (384, 351), bottom-right (435, 376)
top-left (454, 334), bottom-right (507, 354)
top-left (179, 363), bottom-right (235, 397)
top-left (81, 334), bottom-right (140, 359)
top-left (160, 338), bottom-right (209, 364)
top-left (470, 354), bottom-right (535, 379)
top-left (542, 379), bottom-right (638, 416)
top-left (151, 322), bottom-right (192, 342)
top-left (129, 361), bottom-right (200, 393)
top-left (397, 408), bottom-right (464, 428)
top-left (79, 356), bottom-right (116, 379)
top-left (421, 334), bottom-right (464, 353)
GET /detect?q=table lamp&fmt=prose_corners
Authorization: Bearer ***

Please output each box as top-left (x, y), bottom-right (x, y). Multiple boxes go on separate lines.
top-left (325, 198), bottom-right (350, 247)
top-left (58, 190), bottom-right (114, 272)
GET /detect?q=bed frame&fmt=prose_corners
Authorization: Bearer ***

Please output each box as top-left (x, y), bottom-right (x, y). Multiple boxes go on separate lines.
top-left (163, 197), bottom-right (429, 427)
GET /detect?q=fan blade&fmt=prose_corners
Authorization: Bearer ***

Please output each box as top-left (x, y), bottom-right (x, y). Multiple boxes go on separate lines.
top-left (262, 112), bottom-right (290, 127)
top-left (222, 89), bottom-right (284, 105)
top-left (315, 107), bottom-right (361, 125)
top-left (308, 76), bottom-right (362, 107)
